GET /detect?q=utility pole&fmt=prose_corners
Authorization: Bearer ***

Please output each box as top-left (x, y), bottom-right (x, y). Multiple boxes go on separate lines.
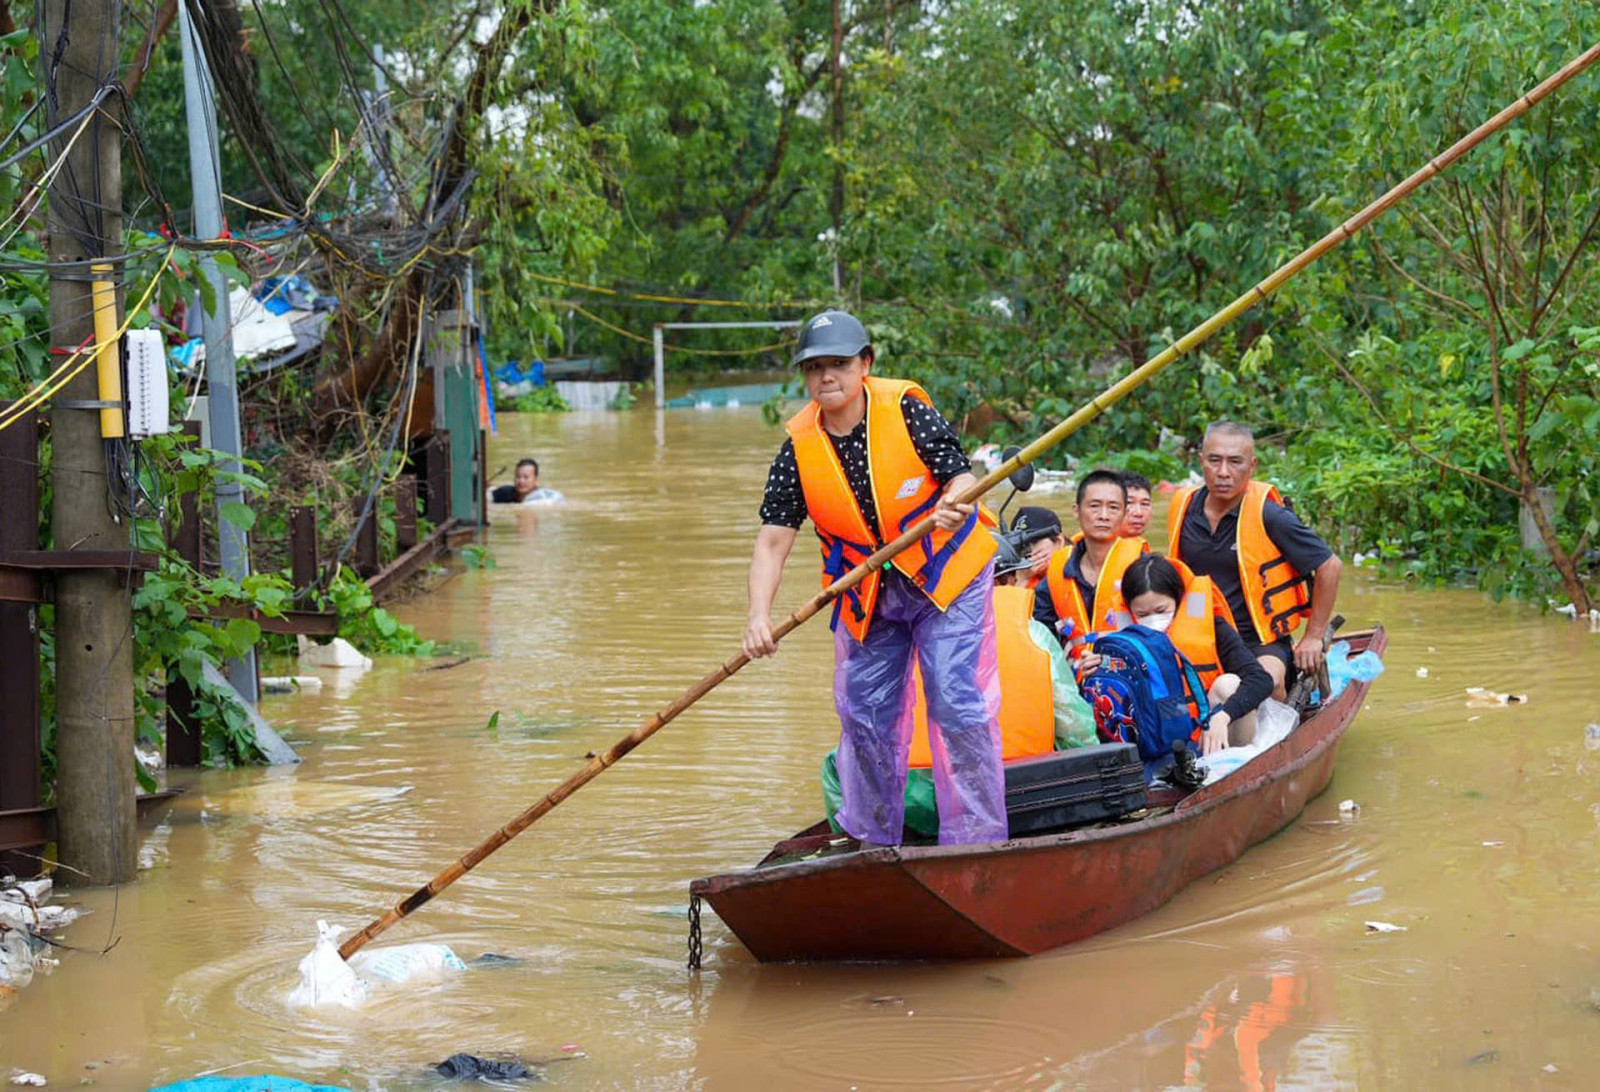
top-left (180, 0), bottom-right (258, 700)
top-left (371, 45), bottom-right (399, 223)
top-left (42, 0), bottom-right (137, 885)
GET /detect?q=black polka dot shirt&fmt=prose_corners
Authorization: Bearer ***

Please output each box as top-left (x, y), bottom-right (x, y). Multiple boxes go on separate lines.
top-left (759, 393), bottom-right (971, 540)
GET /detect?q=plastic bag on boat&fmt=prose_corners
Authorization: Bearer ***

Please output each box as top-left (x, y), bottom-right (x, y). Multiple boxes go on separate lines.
top-left (820, 749), bottom-right (939, 840)
top-left (348, 940), bottom-right (467, 983)
top-left (288, 920), bottom-right (369, 1009)
top-left (1324, 640), bottom-right (1385, 701)
top-left (1202, 698), bottom-right (1299, 785)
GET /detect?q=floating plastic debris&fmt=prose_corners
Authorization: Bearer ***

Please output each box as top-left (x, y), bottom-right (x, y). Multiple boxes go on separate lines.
top-left (261, 676), bottom-right (323, 694)
top-left (1365, 921), bottom-right (1407, 933)
top-left (1465, 687), bottom-right (1528, 708)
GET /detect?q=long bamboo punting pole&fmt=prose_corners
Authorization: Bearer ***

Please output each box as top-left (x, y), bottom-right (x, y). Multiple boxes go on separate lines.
top-left (339, 41), bottom-right (1600, 961)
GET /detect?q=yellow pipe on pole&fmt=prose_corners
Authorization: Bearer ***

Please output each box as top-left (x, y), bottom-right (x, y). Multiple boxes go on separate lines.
top-left (337, 39), bottom-right (1600, 962)
top-left (89, 262), bottom-right (125, 439)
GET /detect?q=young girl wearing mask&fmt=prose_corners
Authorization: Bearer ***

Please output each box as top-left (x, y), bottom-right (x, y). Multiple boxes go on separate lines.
top-left (1100, 555), bottom-right (1273, 755)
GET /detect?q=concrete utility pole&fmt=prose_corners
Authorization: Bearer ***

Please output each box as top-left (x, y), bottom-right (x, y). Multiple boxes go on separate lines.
top-left (180, 0), bottom-right (258, 700)
top-left (42, 0), bottom-right (137, 885)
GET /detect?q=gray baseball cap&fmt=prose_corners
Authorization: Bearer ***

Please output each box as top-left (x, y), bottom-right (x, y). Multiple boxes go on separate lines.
top-left (791, 310), bottom-right (871, 367)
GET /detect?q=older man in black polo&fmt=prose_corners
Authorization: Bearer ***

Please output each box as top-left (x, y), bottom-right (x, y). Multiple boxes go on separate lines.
top-left (1167, 422), bottom-right (1343, 701)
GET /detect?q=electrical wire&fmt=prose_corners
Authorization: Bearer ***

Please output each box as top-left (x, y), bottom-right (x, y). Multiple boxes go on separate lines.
top-left (564, 302), bottom-right (790, 356)
top-left (0, 244), bottom-right (175, 432)
top-left (526, 269), bottom-right (820, 310)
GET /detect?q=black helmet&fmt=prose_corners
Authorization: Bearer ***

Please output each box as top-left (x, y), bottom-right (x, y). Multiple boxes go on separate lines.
top-left (792, 310), bottom-right (871, 367)
top-left (991, 530), bottom-right (1032, 580)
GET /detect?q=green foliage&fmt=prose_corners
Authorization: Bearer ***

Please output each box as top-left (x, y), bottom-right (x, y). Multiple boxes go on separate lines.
top-left (608, 381), bottom-right (638, 410)
top-left (131, 559), bottom-right (291, 766)
top-left (313, 568), bottom-right (435, 655)
top-left (503, 385), bottom-right (571, 414)
top-left (458, 543), bottom-right (496, 570)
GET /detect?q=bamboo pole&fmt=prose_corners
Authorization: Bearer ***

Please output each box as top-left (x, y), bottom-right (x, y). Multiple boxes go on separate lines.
top-left (338, 40), bottom-right (1600, 961)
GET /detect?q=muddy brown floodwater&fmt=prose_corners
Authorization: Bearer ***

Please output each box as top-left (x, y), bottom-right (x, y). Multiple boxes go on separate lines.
top-left (2, 406), bottom-right (1599, 1090)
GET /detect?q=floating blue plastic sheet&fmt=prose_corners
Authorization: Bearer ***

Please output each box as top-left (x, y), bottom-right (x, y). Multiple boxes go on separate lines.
top-left (149, 1077), bottom-right (354, 1092)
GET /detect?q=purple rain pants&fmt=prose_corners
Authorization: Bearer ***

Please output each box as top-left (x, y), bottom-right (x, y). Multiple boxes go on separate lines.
top-left (832, 563), bottom-right (1006, 846)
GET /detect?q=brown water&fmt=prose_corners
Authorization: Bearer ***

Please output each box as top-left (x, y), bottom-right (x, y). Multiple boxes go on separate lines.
top-left (3, 406), bottom-right (1599, 1091)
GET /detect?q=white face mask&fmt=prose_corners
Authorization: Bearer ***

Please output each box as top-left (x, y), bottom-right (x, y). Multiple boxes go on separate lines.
top-left (1138, 610), bottom-right (1175, 633)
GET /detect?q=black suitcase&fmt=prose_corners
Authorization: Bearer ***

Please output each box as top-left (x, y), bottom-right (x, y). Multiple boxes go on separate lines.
top-left (1004, 743), bottom-right (1147, 837)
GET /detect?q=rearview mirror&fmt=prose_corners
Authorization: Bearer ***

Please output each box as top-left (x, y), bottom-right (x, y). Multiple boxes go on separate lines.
top-left (1002, 446), bottom-right (1034, 492)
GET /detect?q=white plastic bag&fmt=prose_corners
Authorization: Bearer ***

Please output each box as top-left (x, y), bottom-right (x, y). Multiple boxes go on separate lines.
top-left (1202, 698), bottom-right (1300, 785)
top-left (348, 941), bottom-right (467, 984)
top-left (287, 920), bottom-right (369, 1008)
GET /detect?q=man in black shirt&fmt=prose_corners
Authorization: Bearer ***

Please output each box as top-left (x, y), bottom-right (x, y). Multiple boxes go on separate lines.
top-left (1172, 422), bottom-right (1343, 700)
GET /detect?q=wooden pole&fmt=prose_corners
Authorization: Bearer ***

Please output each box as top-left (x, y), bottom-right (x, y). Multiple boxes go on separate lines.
top-left (44, 0), bottom-right (138, 886)
top-left (338, 40), bottom-right (1600, 960)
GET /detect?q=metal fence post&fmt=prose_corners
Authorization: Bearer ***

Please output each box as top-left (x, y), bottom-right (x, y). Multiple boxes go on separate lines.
top-left (352, 496), bottom-right (381, 578)
top-left (0, 401), bottom-right (44, 872)
top-left (166, 419), bottom-right (205, 768)
top-left (395, 475), bottom-right (418, 551)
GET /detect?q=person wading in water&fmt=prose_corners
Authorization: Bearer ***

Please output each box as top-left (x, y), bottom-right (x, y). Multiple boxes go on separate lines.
top-left (741, 310), bottom-right (1007, 847)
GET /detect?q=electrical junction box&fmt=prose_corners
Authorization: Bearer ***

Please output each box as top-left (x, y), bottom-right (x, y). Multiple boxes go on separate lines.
top-left (125, 328), bottom-right (170, 437)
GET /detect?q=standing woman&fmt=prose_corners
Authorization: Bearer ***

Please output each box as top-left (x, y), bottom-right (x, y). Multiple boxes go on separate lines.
top-left (742, 311), bottom-right (1007, 847)
top-left (1117, 555), bottom-right (1274, 755)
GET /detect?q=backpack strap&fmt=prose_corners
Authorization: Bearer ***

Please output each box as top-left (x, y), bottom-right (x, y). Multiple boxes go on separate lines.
top-left (1180, 656), bottom-right (1210, 728)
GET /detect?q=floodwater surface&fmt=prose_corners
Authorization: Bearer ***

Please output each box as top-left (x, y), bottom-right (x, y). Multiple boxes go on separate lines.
top-left (2, 407), bottom-right (1599, 1090)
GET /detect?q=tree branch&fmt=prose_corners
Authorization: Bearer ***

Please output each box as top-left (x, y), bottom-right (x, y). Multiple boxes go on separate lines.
top-left (1308, 333), bottom-right (1519, 498)
top-left (123, 0), bottom-right (177, 100)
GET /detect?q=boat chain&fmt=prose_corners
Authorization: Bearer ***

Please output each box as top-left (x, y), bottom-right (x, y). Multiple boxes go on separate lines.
top-left (687, 894), bottom-right (703, 971)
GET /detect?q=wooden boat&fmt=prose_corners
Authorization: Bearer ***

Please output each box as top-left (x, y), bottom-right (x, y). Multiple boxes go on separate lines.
top-left (691, 626), bottom-right (1386, 963)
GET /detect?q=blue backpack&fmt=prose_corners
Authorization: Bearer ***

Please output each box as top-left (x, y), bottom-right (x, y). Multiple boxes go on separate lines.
top-left (1080, 624), bottom-right (1210, 777)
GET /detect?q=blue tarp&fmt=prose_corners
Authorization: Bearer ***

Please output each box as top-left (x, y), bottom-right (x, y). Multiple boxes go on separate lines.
top-left (149, 1077), bottom-right (354, 1092)
top-left (495, 360), bottom-right (547, 387)
top-left (255, 275), bottom-right (338, 315)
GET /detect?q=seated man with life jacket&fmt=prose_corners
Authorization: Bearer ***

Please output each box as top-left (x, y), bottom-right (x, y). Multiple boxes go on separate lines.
top-left (1119, 470), bottom-right (1154, 539)
top-left (1032, 469), bottom-right (1150, 659)
top-left (1168, 422), bottom-right (1343, 701)
top-left (820, 533), bottom-right (1098, 840)
top-left (1011, 505), bottom-right (1068, 590)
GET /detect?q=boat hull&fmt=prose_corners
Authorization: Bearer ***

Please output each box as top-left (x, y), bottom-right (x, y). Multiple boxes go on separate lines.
top-left (691, 627), bottom-right (1385, 963)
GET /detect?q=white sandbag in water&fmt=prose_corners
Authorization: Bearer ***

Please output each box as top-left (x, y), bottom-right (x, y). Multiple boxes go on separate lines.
top-left (288, 921), bottom-right (369, 1009)
top-left (348, 941), bottom-right (467, 983)
top-left (296, 636), bottom-right (373, 669)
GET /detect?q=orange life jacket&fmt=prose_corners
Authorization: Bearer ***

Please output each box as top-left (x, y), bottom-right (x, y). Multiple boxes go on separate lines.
top-left (1044, 536), bottom-right (1148, 656)
top-left (1167, 480), bottom-right (1311, 645)
top-left (1166, 560), bottom-right (1230, 690)
top-left (907, 584), bottom-right (1051, 766)
top-left (787, 376), bottom-right (997, 642)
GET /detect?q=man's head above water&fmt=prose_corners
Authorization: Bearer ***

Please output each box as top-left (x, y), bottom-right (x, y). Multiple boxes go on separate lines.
top-left (513, 458), bottom-right (540, 497)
